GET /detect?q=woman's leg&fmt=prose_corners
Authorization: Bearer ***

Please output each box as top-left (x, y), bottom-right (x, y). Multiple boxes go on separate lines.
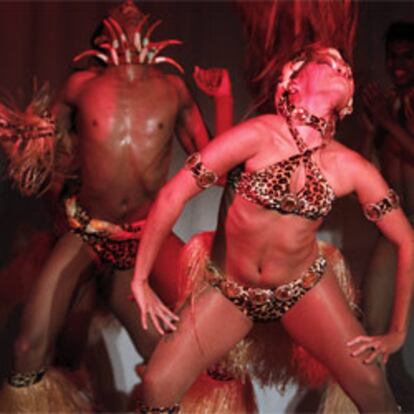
top-left (140, 285), bottom-right (253, 408)
top-left (282, 267), bottom-right (398, 413)
top-left (13, 232), bottom-right (94, 374)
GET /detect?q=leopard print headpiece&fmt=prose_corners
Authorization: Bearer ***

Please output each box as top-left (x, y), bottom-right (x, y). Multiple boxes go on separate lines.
top-left (275, 47), bottom-right (354, 120)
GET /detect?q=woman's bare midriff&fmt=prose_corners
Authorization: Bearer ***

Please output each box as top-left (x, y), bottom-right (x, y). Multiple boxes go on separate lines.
top-left (210, 194), bottom-right (322, 288)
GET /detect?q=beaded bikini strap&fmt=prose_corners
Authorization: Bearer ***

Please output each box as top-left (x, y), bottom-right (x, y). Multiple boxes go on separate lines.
top-left (8, 367), bottom-right (47, 387)
top-left (286, 117), bottom-right (307, 153)
top-left (185, 152), bottom-right (218, 189)
top-left (137, 402), bottom-right (180, 413)
top-left (278, 91), bottom-right (336, 138)
top-left (286, 117), bottom-right (326, 156)
top-left (363, 189), bottom-right (400, 221)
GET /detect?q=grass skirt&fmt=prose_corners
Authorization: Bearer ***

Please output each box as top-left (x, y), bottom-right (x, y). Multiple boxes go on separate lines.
top-left (181, 372), bottom-right (257, 414)
top-left (0, 367), bottom-right (93, 412)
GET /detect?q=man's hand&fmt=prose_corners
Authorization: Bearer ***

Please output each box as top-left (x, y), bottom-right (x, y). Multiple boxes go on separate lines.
top-left (193, 66), bottom-right (232, 98)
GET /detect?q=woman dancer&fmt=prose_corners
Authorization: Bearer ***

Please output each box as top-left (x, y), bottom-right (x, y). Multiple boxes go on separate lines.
top-left (132, 45), bottom-right (413, 413)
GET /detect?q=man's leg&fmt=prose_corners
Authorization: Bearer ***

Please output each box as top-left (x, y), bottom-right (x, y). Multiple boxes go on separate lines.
top-left (100, 233), bottom-right (184, 361)
top-left (12, 232), bottom-right (94, 376)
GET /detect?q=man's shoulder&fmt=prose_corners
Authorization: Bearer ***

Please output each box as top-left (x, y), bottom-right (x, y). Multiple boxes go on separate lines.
top-left (67, 69), bottom-right (98, 87)
top-left (162, 72), bottom-right (185, 89)
top-left (59, 69), bottom-right (98, 103)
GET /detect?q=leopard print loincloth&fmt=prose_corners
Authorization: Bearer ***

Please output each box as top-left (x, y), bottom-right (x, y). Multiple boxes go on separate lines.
top-left (65, 195), bottom-right (145, 270)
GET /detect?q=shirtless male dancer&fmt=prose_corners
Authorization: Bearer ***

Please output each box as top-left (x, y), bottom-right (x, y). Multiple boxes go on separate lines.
top-left (361, 21), bottom-right (414, 412)
top-left (0, 0), bottom-right (212, 401)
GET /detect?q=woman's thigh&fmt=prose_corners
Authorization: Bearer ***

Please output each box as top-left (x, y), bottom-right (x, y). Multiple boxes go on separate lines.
top-left (282, 269), bottom-right (382, 386)
top-left (144, 285), bottom-right (253, 398)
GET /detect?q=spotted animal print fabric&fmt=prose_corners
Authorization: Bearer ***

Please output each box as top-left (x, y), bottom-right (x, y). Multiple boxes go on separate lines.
top-left (65, 195), bottom-right (145, 270)
top-left (228, 145), bottom-right (336, 221)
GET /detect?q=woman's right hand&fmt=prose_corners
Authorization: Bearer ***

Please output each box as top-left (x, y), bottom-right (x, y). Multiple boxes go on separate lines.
top-left (347, 330), bottom-right (406, 365)
top-left (131, 280), bottom-right (179, 335)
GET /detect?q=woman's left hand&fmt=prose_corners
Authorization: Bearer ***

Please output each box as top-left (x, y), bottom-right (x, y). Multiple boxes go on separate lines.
top-left (347, 331), bottom-right (406, 365)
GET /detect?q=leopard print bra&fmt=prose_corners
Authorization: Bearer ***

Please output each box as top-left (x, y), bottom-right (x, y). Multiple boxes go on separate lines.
top-left (228, 120), bottom-right (336, 221)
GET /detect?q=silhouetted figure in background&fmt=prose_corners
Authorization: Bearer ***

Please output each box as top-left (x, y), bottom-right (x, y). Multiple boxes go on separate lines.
top-left (361, 21), bottom-right (414, 412)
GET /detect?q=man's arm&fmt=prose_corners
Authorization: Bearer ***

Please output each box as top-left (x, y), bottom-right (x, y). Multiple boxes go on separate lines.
top-left (193, 66), bottom-right (233, 135)
top-left (51, 69), bottom-right (96, 133)
top-left (173, 75), bottom-right (210, 154)
top-left (46, 70), bottom-right (96, 198)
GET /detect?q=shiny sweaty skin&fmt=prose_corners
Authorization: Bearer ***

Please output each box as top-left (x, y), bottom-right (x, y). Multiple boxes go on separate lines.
top-left (134, 112), bottom-right (408, 412)
top-left (131, 55), bottom-right (413, 412)
top-left (210, 116), bottom-right (343, 289)
top-left (59, 64), bottom-right (206, 224)
top-left (11, 61), bottom-right (209, 381)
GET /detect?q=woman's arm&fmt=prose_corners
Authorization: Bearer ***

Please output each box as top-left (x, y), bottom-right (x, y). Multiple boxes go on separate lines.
top-left (131, 118), bottom-right (264, 333)
top-left (347, 157), bottom-right (414, 364)
top-left (173, 75), bottom-right (210, 154)
top-left (131, 169), bottom-right (200, 333)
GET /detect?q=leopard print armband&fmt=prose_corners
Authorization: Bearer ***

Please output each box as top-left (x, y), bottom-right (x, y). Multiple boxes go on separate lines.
top-left (185, 152), bottom-right (218, 189)
top-left (363, 189), bottom-right (400, 222)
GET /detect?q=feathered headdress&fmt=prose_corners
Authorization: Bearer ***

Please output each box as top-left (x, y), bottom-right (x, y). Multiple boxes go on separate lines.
top-left (0, 83), bottom-right (73, 196)
top-left (73, 0), bottom-right (183, 73)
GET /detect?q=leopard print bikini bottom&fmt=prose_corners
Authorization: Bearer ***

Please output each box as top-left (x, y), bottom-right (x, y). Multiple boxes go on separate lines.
top-left (205, 255), bottom-right (327, 322)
